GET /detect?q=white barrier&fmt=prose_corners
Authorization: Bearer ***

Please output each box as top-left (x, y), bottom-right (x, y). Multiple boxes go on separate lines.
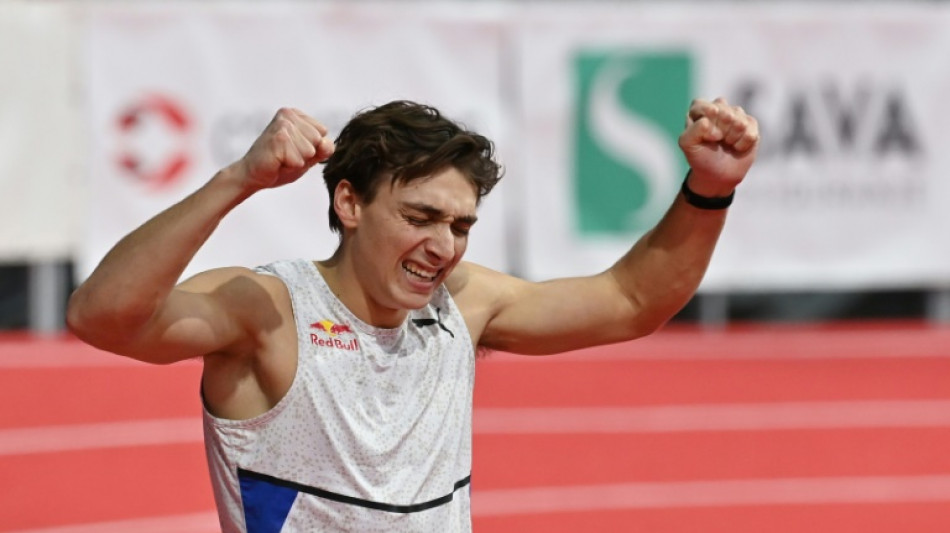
top-left (5, 1), bottom-right (950, 292)
top-left (0, 2), bottom-right (79, 262)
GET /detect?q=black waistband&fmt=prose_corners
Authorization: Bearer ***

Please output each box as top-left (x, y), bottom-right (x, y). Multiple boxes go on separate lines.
top-left (237, 468), bottom-right (472, 514)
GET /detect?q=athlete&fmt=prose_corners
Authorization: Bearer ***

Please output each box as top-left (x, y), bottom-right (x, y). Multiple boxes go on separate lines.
top-left (67, 98), bottom-right (758, 531)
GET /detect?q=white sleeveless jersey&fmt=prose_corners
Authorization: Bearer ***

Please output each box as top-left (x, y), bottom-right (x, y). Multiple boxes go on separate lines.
top-left (202, 259), bottom-right (476, 532)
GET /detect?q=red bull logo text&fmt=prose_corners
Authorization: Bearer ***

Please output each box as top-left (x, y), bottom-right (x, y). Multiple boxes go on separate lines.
top-left (309, 320), bottom-right (359, 351)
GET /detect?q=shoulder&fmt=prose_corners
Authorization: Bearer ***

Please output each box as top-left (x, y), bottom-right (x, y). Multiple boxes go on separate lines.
top-left (178, 265), bottom-right (288, 299)
top-left (446, 261), bottom-right (536, 304)
top-left (445, 261), bottom-right (531, 341)
top-left (445, 261), bottom-right (519, 300)
top-left (177, 265), bottom-right (293, 333)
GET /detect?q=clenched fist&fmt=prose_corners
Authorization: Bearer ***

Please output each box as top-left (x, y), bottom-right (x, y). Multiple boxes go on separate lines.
top-left (679, 98), bottom-right (759, 198)
top-left (233, 108), bottom-right (336, 193)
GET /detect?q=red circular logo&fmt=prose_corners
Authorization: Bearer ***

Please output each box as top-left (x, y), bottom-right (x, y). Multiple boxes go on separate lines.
top-left (115, 94), bottom-right (194, 189)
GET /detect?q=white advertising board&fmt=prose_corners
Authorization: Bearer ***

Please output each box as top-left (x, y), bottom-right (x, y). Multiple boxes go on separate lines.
top-left (515, 3), bottom-right (950, 290)
top-left (79, 2), bottom-right (511, 281)
top-left (0, 2), bottom-right (78, 261)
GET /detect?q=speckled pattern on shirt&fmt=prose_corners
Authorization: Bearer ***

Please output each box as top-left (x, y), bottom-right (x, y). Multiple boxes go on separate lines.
top-left (203, 259), bottom-right (475, 532)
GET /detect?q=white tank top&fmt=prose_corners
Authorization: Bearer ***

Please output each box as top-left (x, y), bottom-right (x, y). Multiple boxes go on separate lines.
top-left (202, 259), bottom-right (475, 532)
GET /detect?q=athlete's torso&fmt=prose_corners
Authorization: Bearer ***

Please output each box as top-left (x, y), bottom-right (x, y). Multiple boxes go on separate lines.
top-left (202, 259), bottom-right (476, 532)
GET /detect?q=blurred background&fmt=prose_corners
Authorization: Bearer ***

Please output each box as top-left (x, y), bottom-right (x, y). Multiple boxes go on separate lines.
top-left (4, 0), bottom-right (950, 334)
top-left (3, 1), bottom-right (950, 532)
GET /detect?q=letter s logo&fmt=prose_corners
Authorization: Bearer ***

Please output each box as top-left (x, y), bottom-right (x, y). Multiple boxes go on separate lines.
top-left (588, 59), bottom-right (678, 228)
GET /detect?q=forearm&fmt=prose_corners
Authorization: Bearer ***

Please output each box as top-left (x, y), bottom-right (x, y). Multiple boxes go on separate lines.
top-left (609, 94), bottom-right (758, 332)
top-left (68, 165), bottom-right (251, 331)
top-left (609, 190), bottom-right (728, 333)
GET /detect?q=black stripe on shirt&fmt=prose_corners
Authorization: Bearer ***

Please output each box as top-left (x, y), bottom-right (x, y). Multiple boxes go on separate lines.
top-left (236, 468), bottom-right (472, 514)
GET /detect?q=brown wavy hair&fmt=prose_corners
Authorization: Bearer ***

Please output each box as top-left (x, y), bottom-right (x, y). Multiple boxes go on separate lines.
top-left (322, 101), bottom-right (503, 234)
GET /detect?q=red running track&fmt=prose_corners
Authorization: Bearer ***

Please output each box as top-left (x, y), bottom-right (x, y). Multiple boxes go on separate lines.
top-left (1, 322), bottom-right (950, 532)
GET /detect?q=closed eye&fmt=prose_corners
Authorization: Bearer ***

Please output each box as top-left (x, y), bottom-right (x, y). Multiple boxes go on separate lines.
top-left (405, 215), bottom-right (429, 226)
top-left (400, 202), bottom-right (477, 235)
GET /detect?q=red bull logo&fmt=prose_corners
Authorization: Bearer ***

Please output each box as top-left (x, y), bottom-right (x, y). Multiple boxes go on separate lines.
top-left (309, 320), bottom-right (358, 351)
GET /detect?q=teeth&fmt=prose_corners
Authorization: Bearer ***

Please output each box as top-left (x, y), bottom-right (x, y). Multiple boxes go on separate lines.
top-left (403, 262), bottom-right (438, 281)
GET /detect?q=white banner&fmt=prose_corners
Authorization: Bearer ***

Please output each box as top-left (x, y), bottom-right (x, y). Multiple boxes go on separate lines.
top-left (0, 2), bottom-right (79, 262)
top-left (78, 2), bottom-right (512, 281)
top-left (516, 3), bottom-right (950, 290)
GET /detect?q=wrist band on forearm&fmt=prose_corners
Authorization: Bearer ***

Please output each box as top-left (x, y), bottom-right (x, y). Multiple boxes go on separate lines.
top-left (680, 170), bottom-right (734, 210)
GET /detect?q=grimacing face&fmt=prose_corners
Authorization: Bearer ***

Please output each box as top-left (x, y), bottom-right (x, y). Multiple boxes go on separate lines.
top-left (345, 167), bottom-right (479, 324)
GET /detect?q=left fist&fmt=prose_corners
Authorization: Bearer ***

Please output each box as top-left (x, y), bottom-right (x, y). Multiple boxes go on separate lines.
top-left (679, 97), bottom-right (759, 197)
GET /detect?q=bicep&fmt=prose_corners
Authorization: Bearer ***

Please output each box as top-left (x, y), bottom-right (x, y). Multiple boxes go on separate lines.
top-left (114, 268), bottom-right (280, 364)
top-left (474, 268), bottom-right (650, 355)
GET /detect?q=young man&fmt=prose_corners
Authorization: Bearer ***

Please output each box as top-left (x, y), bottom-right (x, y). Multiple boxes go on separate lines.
top-left (67, 98), bottom-right (758, 531)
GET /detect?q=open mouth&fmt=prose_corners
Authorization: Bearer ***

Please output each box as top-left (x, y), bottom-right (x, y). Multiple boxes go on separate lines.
top-left (402, 261), bottom-right (439, 282)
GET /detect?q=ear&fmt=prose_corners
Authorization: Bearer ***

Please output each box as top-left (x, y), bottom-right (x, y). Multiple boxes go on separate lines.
top-left (333, 180), bottom-right (361, 230)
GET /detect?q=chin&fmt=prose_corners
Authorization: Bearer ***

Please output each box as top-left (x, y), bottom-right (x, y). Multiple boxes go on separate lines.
top-left (405, 294), bottom-right (435, 310)
top-left (394, 289), bottom-right (435, 311)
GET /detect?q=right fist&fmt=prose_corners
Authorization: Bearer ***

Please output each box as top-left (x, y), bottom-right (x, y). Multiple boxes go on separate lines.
top-left (235, 108), bottom-right (335, 192)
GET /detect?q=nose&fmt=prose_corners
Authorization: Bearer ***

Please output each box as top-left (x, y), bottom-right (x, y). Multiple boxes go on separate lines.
top-left (425, 224), bottom-right (455, 262)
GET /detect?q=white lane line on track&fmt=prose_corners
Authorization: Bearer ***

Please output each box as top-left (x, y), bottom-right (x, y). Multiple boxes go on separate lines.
top-left (0, 418), bottom-right (203, 456)
top-left (4, 400), bottom-right (950, 456)
top-left (473, 400), bottom-right (950, 434)
top-left (471, 475), bottom-right (950, 516)
top-left (8, 512), bottom-right (220, 533)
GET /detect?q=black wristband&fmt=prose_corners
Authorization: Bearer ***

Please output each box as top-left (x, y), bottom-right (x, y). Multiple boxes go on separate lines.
top-left (680, 171), bottom-right (734, 210)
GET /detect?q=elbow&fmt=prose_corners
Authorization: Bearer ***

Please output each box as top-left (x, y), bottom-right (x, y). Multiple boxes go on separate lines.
top-left (65, 287), bottom-right (95, 340)
top-left (65, 287), bottom-right (111, 346)
top-left (627, 312), bottom-right (670, 341)
top-left (623, 291), bottom-right (689, 340)
top-left (65, 286), bottom-right (152, 350)
top-left (642, 314), bottom-right (674, 338)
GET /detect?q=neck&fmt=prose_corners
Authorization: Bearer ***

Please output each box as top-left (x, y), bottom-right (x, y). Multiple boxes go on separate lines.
top-left (316, 247), bottom-right (408, 329)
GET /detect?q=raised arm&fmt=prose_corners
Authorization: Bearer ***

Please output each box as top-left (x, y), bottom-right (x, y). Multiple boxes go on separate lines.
top-left (66, 108), bottom-right (334, 364)
top-left (469, 98), bottom-right (759, 354)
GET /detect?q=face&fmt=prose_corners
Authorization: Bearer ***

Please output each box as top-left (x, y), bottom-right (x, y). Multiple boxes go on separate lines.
top-left (343, 167), bottom-right (479, 324)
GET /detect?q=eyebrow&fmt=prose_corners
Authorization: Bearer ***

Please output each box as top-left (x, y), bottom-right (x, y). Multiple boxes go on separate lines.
top-left (401, 202), bottom-right (478, 225)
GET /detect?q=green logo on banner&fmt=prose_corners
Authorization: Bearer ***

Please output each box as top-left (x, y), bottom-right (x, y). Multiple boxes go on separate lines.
top-left (573, 50), bottom-right (692, 235)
